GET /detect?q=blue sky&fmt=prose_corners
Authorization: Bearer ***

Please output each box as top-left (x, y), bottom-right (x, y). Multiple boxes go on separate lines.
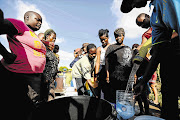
top-left (0, 0), bottom-right (152, 68)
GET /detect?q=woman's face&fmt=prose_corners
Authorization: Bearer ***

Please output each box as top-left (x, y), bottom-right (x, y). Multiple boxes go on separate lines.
top-left (44, 33), bottom-right (56, 50)
top-left (100, 35), bottom-right (109, 47)
top-left (88, 48), bottom-right (97, 60)
top-left (115, 34), bottom-right (124, 44)
top-left (46, 33), bottom-right (56, 42)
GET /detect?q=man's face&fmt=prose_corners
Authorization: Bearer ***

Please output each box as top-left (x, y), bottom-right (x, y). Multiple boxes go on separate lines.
top-left (74, 49), bottom-right (80, 58)
top-left (88, 48), bottom-right (96, 60)
top-left (137, 14), bottom-right (150, 28)
top-left (27, 13), bottom-right (42, 31)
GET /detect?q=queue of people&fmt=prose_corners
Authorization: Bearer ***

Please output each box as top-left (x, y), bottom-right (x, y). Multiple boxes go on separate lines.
top-left (0, 0), bottom-right (180, 119)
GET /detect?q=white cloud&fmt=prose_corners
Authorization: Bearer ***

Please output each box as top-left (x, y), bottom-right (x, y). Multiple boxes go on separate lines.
top-left (55, 37), bottom-right (65, 43)
top-left (15, 0), bottom-right (72, 67)
top-left (0, 35), bottom-right (10, 52)
top-left (108, 37), bottom-right (116, 44)
top-left (111, 0), bottom-right (152, 39)
top-left (58, 50), bottom-right (74, 68)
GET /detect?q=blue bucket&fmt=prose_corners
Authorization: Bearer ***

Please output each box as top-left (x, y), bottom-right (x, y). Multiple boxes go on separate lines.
top-left (116, 90), bottom-right (135, 119)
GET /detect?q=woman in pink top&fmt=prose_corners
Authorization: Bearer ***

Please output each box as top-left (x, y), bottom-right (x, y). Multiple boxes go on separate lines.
top-left (0, 10), bottom-right (46, 120)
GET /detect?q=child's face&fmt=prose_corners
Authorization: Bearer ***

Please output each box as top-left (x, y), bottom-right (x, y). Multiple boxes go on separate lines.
top-left (27, 13), bottom-right (42, 31)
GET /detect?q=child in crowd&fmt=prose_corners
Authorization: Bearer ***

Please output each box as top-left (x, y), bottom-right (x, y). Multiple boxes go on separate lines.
top-left (53, 45), bottom-right (60, 62)
top-left (53, 45), bottom-right (64, 93)
top-left (0, 10), bottom-right (46, 120)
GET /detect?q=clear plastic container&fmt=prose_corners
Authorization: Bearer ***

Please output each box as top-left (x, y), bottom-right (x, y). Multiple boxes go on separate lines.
top-left (116, 90), bottom-right (135, 120)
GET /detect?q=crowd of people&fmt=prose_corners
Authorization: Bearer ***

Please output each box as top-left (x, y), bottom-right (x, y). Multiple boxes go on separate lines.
top-left (69, 27), bottom-right (158, 115)
top-left (0, 0), bottom-right (180, 119)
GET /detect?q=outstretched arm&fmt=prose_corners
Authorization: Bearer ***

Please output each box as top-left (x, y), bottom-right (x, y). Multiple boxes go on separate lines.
top-left (0, 9), bottom-right (4, 24)
top-left (0, 9), bottom-right (17, 63)
top-left (0, 9), bottom-right (18, 35)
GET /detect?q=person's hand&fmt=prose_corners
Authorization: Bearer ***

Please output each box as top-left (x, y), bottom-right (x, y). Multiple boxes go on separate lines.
top-left (133, 54), bottom-right (144, 64)
top-left (106, 77), bottom-right (110, 83)
top-left (93, 80), bottom-right (99, 88)
top-left (87, 79), bottom-right (98, 88)
top-left (94, 76), bottom-right (97, 81)
top-left (4, 52), bottom-right (17, 64)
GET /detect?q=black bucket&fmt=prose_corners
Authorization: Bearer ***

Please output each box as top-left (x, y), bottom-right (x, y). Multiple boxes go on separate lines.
top-left (32, 96), bottom-right (117, 120)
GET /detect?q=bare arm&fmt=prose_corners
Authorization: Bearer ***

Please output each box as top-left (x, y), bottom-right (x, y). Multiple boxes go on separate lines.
top-left (0, 9), bottom-right (4, 24)
top-left (0, 9), bottom-right (18, 35)
top-left (171, 31), bottom-right (178, 39)
top-left (0, 9), bottom-right (17, 63)
top-left (105, 52), bottom-right (110, 83)
top-left (94, 47), bottom-right (101, 80)
top-left (137, 36), bottom-right (148, 50)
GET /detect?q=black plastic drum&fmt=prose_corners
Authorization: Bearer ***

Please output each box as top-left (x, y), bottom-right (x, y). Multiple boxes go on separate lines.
top-left (32, 96), bottom-right (117, 120)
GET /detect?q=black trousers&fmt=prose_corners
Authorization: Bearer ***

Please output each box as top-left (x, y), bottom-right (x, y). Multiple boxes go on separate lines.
top-left (141, 39), bottom-right (180, 119)
top-left (0, 62), bottom-right (42, 120)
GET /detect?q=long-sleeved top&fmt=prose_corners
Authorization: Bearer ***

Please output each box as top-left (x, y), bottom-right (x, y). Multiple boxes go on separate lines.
top-left (43, 47), bottom-right (58, 82)
top-left (72, 55), bottom-right (97, 80)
